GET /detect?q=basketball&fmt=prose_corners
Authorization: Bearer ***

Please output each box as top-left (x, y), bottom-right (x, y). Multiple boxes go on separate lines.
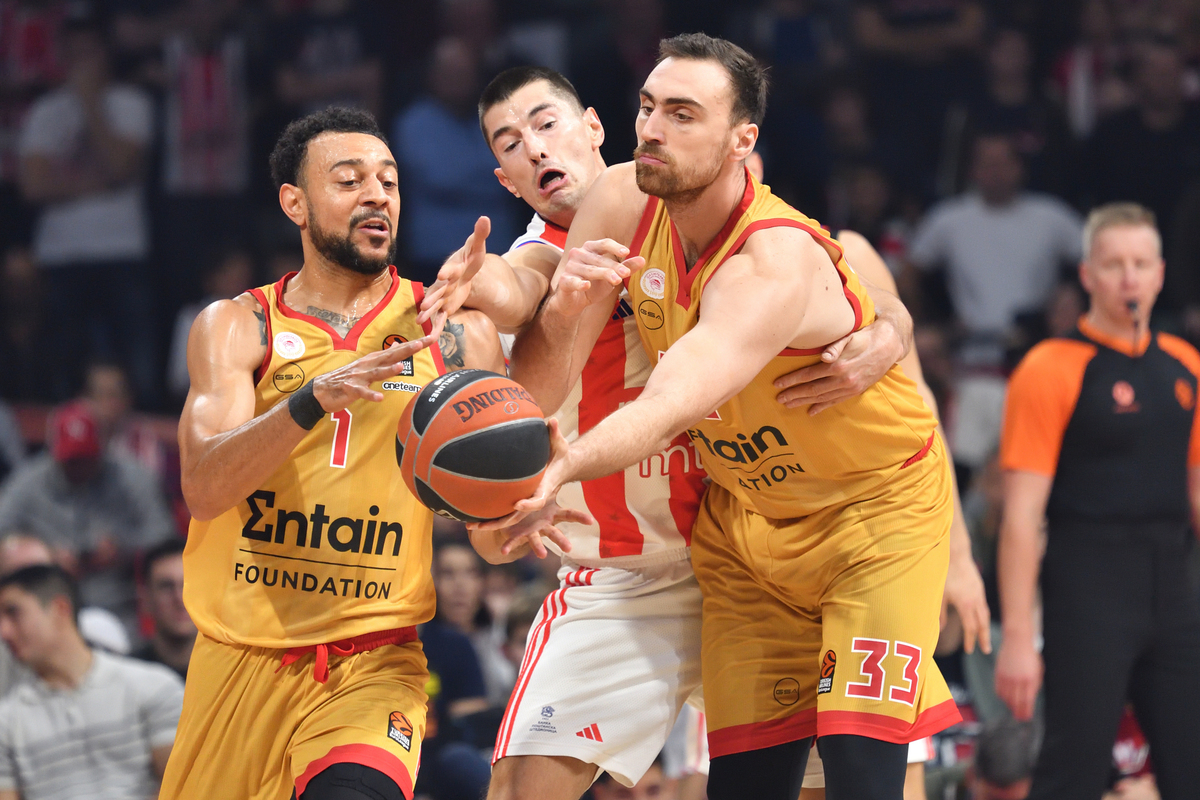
top-left (396, 369), bottom-right (551, 522)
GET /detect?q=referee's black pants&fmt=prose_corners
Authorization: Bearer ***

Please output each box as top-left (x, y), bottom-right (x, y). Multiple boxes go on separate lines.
top-left (1029, 523), bottom-right (1200, 800)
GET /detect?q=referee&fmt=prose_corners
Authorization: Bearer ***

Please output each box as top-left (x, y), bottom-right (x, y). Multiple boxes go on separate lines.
top-left (996, 203), bottom-right (1200, 799)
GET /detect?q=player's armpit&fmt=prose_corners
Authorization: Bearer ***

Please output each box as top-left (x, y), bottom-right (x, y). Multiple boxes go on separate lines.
top-left (445, 309), bottom-right (506, 373)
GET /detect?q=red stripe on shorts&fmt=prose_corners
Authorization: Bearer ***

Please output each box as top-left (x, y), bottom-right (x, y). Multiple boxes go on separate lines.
top-left (493, 569), bottom-right (580, 761)
top-left (707, 708), bottom-right (818, 758)
top-left (294, 743), bottom-right (414, 798)
top-left (817, 698), bottom-right (961, 743)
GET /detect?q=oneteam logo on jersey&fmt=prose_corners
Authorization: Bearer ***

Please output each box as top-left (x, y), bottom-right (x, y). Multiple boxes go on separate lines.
top-left (687, 425), bottom-right (806, 492)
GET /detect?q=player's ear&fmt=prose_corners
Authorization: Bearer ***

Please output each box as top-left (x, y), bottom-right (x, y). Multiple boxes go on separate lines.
top-left (730, 122), bottom-right (758, 163)
top-left (495, 168), bottom-right (521, 199)
top-left (279, 183), bottom-right (307, 227)
top-left (584, 107), bottom-right (605, 149)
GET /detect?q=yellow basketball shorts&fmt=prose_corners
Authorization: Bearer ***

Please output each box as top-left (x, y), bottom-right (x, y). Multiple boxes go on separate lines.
top-left (160, 630), bottom-right (428, 799)
top-left (693, 434), bottom-right (961, 758)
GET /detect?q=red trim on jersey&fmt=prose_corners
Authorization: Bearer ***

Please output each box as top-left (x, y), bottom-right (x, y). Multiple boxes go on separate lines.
top-left (707, 708), bottom-right (818, 758)
top-left (538, 217), bottom-right (569, 249)
top-left (494, 569), bottom-right (592, 761)
top-left (901, 433), bottom-right (936, 469)
top-left (817, 699), bottom-right (962, 743)
top-left (672, 168), bottom-right (757, 310)
top-left (248, 287), bottom-right (273, 384)
top-left (579, 317), bottom-right (647, 558)
top-left (625, 196), bottom-right (660, 291)
top-left (274, 265), bottom-right (402, 351)
top-left (294, 743), bottom-right (415, 798)
top-left (411, 282), bottom-right (447, 375)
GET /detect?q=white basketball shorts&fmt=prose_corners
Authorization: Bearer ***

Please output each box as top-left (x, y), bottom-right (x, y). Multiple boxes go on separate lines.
top-left (492, 556), bottom-right (702, 787)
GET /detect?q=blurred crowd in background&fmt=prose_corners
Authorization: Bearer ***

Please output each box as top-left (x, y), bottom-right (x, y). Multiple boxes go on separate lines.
top-left (1, 0), bottom-right (1200, 798)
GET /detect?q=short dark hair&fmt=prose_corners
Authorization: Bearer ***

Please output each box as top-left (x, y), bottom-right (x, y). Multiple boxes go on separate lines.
top-left (269, 106), bottom-right (387, 190)
top-left (657, 33), bottom-right (769, 126)
top-left (975, 718), bottom-right (1040, 787)
top-left (0, 564), bottom-right (79, 621)
top-left (478, 66), bottom-right (585, 141)
top-left (142, 538), bottom-right (186, 582)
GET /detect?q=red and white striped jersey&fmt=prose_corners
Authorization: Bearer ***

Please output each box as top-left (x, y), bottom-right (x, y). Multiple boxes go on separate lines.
top-left (506, 214), bottom-right (707, 567)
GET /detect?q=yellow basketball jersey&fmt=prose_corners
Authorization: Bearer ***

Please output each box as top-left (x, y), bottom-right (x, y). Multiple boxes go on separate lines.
top-left (626, 171), bottom-right (938, 519)
top-left (183, 267), bottom-right (445, 648)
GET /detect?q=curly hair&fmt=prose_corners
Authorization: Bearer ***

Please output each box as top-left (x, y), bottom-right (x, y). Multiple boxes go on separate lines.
top-left (269, 106), bottom-right (387, 189)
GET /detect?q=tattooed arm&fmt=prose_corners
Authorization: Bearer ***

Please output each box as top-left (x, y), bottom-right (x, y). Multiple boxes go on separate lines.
top-left (443, 309), bottom-right (505, 373)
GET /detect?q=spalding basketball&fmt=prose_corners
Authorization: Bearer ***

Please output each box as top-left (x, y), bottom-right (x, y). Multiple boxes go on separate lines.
top-left (396, 369), bottom-right (550, 522)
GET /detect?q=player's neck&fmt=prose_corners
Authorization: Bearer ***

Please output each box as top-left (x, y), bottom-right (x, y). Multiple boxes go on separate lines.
top-left (284, 256), bottom-right (394, 326)
top-left (664, 166), bottom-right (747, 269)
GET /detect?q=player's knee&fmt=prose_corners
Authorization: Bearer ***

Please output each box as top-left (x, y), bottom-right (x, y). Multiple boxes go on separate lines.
top-left (297, 762), bottom-right (407, 800)
top-left (707, 738), bottom-right (813, 800)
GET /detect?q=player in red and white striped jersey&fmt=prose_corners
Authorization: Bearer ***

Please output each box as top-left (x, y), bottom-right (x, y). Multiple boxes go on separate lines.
top-left (419, 67), bottom-right (963, 800)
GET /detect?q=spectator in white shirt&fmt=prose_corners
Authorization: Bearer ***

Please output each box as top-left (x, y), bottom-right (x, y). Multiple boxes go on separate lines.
top-left (902, 132), bottom-right (1083, 366)
top-left (16, 12), bottom-right (157, 408)
top-left (0, 565), bottom-right (182, 800)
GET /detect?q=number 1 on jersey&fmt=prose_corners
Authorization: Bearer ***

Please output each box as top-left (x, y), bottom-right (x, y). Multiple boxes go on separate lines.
top-left (329, 409), bottom-right (352, 468)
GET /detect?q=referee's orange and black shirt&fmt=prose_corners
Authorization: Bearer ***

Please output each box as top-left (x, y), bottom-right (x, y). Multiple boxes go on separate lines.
top-left (1001, 317), bottom-right (1200, 525)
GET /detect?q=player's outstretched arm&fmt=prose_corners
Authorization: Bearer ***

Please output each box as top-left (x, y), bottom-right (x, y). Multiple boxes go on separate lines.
top-left (509, 163), bottom-right (643, 413)
top-left (477, 228), bottom-right (840, 531)
top-left (180, 296), bottom-right (434, 522)
top-left (419, 216), bottom-right (561, 333)
top-left (438, 309), bottom-right (506, 373)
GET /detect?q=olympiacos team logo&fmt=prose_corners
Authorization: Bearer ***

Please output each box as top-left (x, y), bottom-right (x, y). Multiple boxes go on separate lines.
top-left (640, 268), bottom-right (666, 300)
top-left (274, 331), bottom-right (306, 360)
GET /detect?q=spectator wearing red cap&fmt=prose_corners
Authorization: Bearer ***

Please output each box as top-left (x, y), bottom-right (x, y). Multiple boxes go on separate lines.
top-left (0, 402), bottom-right (174, 626)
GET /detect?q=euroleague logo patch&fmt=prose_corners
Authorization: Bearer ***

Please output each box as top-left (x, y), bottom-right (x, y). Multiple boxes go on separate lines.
top-left (273, 331), bottom-right (305, 360)
top-left (387, 711), bottom-right (414, 751)
top-left (818, 650), bottom-right (837, 695)
top-left (382, 334), bottom-right (415, 377)
top-left (640, 268), bottom-right (666, 300)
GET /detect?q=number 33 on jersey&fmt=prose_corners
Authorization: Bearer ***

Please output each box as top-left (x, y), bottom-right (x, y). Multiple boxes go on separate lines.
top-left (182, 267), bottom-right (446, 650)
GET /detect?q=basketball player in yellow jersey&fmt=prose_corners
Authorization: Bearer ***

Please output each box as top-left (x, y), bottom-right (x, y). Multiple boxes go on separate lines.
top-left (160, 108), bottom-right (513, 800)
top-left (480, 35), bottom-right (959, 800)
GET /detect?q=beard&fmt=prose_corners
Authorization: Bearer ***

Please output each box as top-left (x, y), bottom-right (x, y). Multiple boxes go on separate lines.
top-left (308, 206), bottom-right (396, 276)
top-left (633, 141), bottom-right (725, 204)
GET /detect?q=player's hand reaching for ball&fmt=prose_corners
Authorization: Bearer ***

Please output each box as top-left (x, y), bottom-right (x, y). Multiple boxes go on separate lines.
top-left (469, 499), bottom-right (593, 563)
top-left (311, 336), bottom-right (436, 409)
top-left (468, 417), bottom-right (573, 533)
top-left (419, 216), bottom-right (491, 329)
top-left (773, 317), bottom-right (905, 414)
top-left (551, 239), bottom-right (644, 317)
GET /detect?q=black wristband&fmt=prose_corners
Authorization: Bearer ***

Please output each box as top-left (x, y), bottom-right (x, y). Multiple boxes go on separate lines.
top-left (288, 380), bottom-right (326, 431)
